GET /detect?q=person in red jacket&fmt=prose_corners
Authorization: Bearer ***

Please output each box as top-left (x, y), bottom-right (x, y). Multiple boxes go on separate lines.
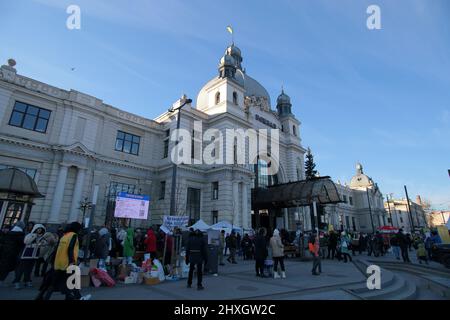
top-left (144, 228), bottom-right (157, 259)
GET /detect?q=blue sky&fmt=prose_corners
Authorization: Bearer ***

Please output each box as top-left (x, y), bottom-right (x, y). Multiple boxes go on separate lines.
top-left (1, 0), bottom-right (449, 209)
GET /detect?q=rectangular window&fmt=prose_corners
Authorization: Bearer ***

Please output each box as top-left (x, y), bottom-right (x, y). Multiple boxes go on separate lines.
top-left (345, 216), bottom-right (350, 230)
top-left (186, 187), bottom-right (201, 225)
top-left (159, 181), bottom-right (166, 200)
top-left (349, 196), bottom-right (353, 206)
top-left (343, 195), bottom-right (347, 203)
top-left (9, 101), bottom-right (51, 133)
top-left (352, 217), bottom-right (356, 231)
top-left (107, 182), bottom-right (137, 201)
top-left (163, 129), bottom-right (170, 158)
top-left (115, 131), bottom-right (140, 155)
top-left (400, 216), bottom-right (404, 223)
top-left (212, 210), bottom-right (218, 224)
top-left (212, 182), bottom-right (219, 200)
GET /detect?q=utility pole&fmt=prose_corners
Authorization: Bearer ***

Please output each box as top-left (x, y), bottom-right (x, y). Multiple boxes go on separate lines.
top-left (168, 97), bottom-right (192, 217)
top-left (386, 194), bottom-right (394, 227)
top-left (404, 185), bottom-right (415, 232)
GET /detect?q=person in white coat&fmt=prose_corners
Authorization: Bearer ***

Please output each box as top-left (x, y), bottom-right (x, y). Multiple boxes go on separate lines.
top-left (270, 229), bottom-right (285, 279)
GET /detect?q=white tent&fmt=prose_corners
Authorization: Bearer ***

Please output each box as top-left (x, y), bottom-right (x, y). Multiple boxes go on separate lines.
top-left (210, 221), bottom-right (242, 235)
top-left (188, 219), bottom-right (211, 231)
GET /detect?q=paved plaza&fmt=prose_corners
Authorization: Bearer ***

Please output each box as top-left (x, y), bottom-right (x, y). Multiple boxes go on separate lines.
top-left (1, 252), bottom-right (449, 300)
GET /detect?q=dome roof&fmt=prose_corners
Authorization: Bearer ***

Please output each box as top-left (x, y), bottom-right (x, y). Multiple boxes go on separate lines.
top-left (0, 168), bottom-right (44, 197)
top-left (196, 44), bottom-right (271, 109)
top-left (219, 54), bottom-right (235, 67)
top-left (196, 73), bottom-right (271, 109)
top-left (225, 44), bottom-right (241, 58)
top-left (277, 90), bottom-right (291, 105)
top-left (349, 163), bottom-right (374, 188)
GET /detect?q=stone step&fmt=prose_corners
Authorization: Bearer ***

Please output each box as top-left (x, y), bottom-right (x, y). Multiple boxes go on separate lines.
top-left (348, 259), bottom-right (395, 294)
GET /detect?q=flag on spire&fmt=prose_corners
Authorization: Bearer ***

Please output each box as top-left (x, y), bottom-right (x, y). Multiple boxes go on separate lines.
top-left (226, 25), bottom-right (233, 34)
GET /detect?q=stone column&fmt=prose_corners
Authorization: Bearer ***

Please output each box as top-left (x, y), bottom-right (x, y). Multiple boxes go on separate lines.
top-left (232, 181), bottom-right (239, 226)
top-left (68, 167), bottom-right (86, 222)
top-left (241, 183), bottom-right (248, 228)
top-left (284, 208), bottom-right (289, 230)
top-left (49, 164), bottom-right (69, 223)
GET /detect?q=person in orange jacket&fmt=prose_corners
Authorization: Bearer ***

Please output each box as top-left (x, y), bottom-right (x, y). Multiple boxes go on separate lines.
top-left (311, 232), bottom-right (322, 276)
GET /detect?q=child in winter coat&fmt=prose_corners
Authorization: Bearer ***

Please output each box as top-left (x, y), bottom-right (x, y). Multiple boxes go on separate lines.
top-left (416, 242), bottom-right (428, 265)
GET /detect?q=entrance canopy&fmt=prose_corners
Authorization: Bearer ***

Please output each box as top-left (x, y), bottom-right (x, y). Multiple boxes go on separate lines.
top-left (0, 168), bottom-right (44, 198)
top-left (252, 176), bottom-right (342, 210)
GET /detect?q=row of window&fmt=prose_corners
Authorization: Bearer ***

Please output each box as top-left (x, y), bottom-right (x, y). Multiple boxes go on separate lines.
top-left (8, 101), bottom-right (143, 156)
top-left (158, 181), bottom-right (219, 201)
top-left (342, 195), bottom-right (353, 206)
top-left (215, 91), bottom-right (239, 105)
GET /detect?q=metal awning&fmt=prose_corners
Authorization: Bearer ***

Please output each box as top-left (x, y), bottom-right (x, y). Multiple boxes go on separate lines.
top-left (0, 168), bottom-right (44, 197)
top-left (252, 176), bottom-right (342, 210)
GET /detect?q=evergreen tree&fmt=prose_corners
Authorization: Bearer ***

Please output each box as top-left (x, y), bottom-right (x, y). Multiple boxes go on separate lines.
top-left (304, 147), bottom-right (318, 180)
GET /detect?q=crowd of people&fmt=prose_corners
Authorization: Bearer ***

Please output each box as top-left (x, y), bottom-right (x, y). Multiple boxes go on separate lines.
top-left (0, 219), bottom-right (446, 295)
top-left (0, 220), bottom-right (178, 299)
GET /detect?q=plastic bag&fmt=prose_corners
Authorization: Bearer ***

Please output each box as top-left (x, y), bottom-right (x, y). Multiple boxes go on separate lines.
top-left (152, 259), bottom-right (166, 282)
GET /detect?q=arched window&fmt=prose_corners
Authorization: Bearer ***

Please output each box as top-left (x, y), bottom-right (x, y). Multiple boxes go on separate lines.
top-left (215, 92), bottom-right (220, 105)
top-left (233, 91), bottom-right (238, 105)
top-left (293, 125), bottom-right (297, 136)
top-left (255, 158), bottom-right (278, 188)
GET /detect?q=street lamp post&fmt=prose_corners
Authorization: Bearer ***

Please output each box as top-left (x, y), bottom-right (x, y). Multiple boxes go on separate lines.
top-left (79, 197), bottom-right (92, 225)
top-left (366, 187), bottom-right (375, 233)
top-left (404, 185), bottom-right (415, 232)
top-left (168, 97), bottom-right (192, 217)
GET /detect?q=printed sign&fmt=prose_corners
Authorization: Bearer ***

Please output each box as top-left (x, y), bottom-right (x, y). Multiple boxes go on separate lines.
top-left (114, 192), bottom-right (150, 220)
top-left (163, 215), bottom-right (189, 229)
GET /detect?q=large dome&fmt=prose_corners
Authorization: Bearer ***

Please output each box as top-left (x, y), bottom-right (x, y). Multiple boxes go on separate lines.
top-left (349, 163), bottom-right (374, 188)
top-left (196, 44), bottom-right (272, 109)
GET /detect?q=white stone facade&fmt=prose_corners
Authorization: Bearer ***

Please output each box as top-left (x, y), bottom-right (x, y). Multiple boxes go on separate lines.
top-left (0, 45), bottom-right (306, 229)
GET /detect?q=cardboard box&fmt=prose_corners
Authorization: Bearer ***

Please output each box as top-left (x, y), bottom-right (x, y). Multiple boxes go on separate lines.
top-left (144, 277), bottom-right (160, 285)
top-left (89, 259), bottom-right (99, 269)
top-left (137, 272), bottom-right (145, 284)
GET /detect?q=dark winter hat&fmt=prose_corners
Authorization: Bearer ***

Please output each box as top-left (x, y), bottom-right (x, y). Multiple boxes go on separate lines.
top-left (68, 222), bottom-right (82, 233)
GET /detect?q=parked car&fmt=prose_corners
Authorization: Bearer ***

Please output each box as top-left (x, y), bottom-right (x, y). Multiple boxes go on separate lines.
top-left (432, 244), bottom-right (450, 268)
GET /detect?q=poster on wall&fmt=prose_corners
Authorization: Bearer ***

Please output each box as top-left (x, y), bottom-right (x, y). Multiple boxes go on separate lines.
top-left (114, 192), bottom-right (150, 220)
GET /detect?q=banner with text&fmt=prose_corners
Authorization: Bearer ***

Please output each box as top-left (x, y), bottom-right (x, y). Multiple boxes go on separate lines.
top-left (114, 192), bottom-right (150, 220)
top-left (163, 215), bottom-right (189, 229)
